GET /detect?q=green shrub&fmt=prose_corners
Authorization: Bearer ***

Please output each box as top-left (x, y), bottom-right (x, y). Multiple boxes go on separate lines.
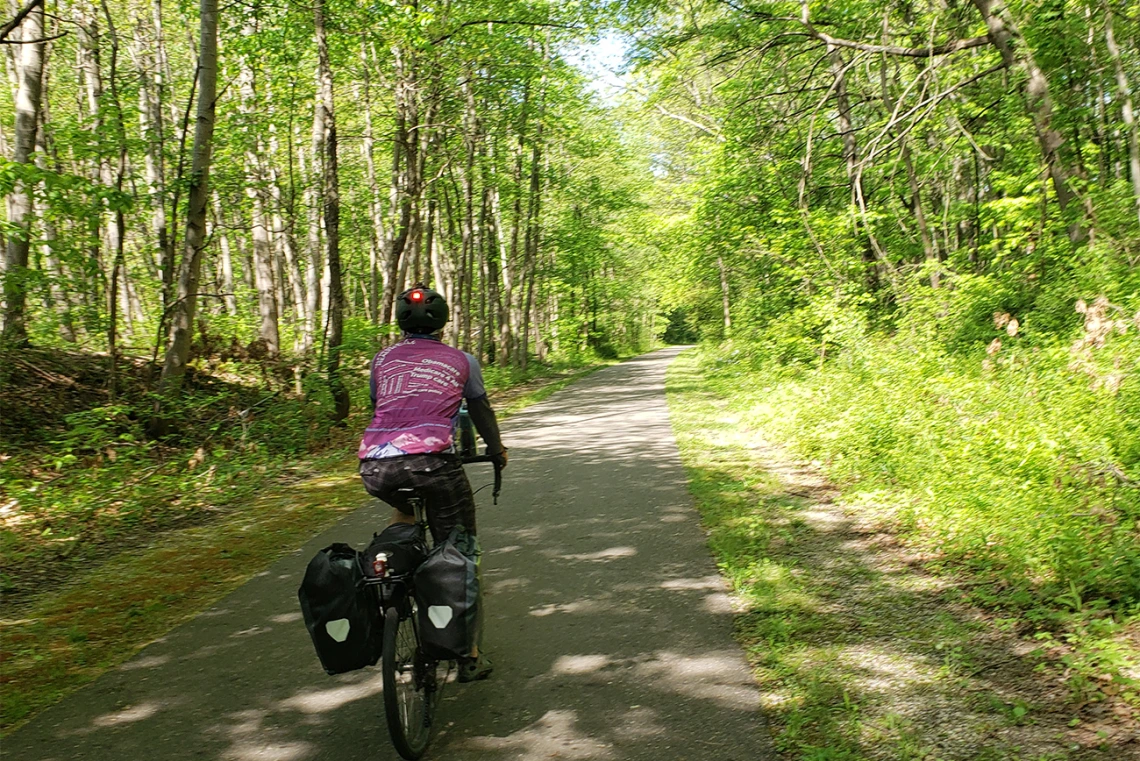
top-left (698, 302), bottom-right (1140, 610)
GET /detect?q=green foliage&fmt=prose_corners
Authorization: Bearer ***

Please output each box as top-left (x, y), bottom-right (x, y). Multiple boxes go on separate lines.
top-left (666, 348), bottom-right (1126, 760)
top-left (693, 302), bottom-right (1140, 610)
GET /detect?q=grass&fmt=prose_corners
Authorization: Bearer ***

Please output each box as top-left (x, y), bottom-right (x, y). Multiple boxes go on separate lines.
top-left (0, 351), bottom-right (620, 734)
top-left (666, 347), bottom-right (1137, 760)
top-left (0, 453), bottom-right (363, 732)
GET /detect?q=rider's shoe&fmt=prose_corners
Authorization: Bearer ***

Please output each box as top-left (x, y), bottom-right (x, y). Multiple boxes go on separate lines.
top-left (457, 654), bottom-right (493, 683)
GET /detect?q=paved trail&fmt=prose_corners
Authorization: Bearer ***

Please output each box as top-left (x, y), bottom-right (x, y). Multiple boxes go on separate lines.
top-left (8, 348), bottom-right (773, 760)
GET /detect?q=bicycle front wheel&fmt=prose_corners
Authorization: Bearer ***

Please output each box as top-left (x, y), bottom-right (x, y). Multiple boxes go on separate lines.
top-left (382, 603), bottom-right (436, 760)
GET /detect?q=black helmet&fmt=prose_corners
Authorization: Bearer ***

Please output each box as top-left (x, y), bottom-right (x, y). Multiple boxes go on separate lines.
top-left (396, 283), bottom-right (449, 333)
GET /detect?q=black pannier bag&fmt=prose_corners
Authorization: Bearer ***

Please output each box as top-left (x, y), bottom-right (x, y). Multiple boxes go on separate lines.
top-left (413, 528), bottom-right (480, 661)
top-left (297, 543), bottom-right (381, 675)
top-left (363, 522), bottom-right (428, 579)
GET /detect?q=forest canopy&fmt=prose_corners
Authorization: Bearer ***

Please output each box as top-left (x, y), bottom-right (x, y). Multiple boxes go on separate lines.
top-left (1, 0), bottom-right (658, 389)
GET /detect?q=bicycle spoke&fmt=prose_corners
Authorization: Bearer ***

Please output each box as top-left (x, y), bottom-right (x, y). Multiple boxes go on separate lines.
top-left (383, 601), bottom-right (440, 759)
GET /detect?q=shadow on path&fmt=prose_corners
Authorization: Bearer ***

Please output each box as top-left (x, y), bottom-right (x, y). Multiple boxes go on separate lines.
top-left (6, 348), bottom-right (774, 761)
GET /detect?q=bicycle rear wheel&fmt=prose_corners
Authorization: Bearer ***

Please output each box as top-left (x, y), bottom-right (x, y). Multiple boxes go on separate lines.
top-left (382, 603), bottom-right (439, 759)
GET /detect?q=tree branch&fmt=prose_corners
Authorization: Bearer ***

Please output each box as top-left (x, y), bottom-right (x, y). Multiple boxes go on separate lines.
top-left (653, 103), bottom-right (724, 141)
top-left (0, 0), bottom-right (41, 42)
top-left (719, 0), bottom-right (991, 59)
top-left (0, 31), bottom-right (67, 44)
top-left (814, 31), bottom-right (990, 58)
top-left (430, 19), bottom-right (580, 46)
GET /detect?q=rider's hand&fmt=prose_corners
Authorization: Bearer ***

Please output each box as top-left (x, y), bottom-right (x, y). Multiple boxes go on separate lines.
top-left (493, 448), bottom-right (509, 470)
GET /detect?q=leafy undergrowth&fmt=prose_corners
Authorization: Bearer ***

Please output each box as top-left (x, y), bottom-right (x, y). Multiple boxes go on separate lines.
top-left (690, 313), bottom-right (1140, 705)
top-left (667, 348), bottom-right (1138, 759)
top-left (1, 346), bottom-right (367, 603)
top-left (0, 345), bottom-right (616, 733)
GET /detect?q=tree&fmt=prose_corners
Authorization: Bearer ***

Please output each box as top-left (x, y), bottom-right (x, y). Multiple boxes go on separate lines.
top-left (3, 0), bottom-right (46, 347)
top-left (314, 0), bottom-right (348, 423)
top-left (157, 0), bottom-right (218, 392)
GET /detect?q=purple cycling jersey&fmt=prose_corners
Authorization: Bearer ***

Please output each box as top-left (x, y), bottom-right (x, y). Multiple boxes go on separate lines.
top-left (358, 336), bottom-right (486, 460)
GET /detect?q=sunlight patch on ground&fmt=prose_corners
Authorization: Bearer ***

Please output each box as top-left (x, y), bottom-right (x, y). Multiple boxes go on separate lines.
top-left (528, 599), bottom-right (610, 617)
top-left (90, 701), bottom-right (162, 728)
top-left (218, 709), bottom-right (315, 761)
top-left (269, 612), bottom-right (302, 624)
top-left (465, 709), bottom-right (615, 759)
top-left (117, 654), bottom-right (170, 671)
top-left (660, 575), bottom-right (725, 591)
top-left (561, 546), bottom-right (638, 562)
top-left (834, 644), bottom-right (938, 692)
top-left (276, 673), bottom-right (384, 714)
top-left (634, 651), bottom-right (761, 712)
top-left (551, 654), bottom-right (611, 675)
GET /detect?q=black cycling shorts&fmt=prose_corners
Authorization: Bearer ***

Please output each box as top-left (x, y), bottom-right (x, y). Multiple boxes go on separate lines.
top-left (359, 454), bottom-right (476, 542)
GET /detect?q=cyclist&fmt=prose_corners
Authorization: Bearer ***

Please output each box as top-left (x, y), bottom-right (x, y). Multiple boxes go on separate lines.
top-left (358, 283), bottom-right (507, 683)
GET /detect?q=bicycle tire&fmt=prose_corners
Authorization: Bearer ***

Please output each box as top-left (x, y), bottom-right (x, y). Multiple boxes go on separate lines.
top-left (382, 603), bottom-right (435, 759)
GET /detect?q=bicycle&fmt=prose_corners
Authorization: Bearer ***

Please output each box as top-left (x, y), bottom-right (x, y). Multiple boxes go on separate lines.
top-left (364, 453), bottom-right (502, 760)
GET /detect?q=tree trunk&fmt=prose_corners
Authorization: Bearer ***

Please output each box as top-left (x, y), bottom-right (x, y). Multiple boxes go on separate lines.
top-left (903, 144), bottom-right (939, 287)
top-left (209, 191), bottom-right (237, 314)
top-left (100, 0), bottom-right (132, 386)
top-left (315, 0), bottom-right (348, 423)
top-left (717, 255), bottom-right (732, 335)
top-left (519, 45), bottom-right (548, 369)
top-left (459, 70), bottom-right (480, 351)
top-left (970, 0), bottom-right (1089, 242)
top-left (301, 141), bottom-right (321, 354)
top-left (359, 58), bottom-right (385, 324)
top-left (267, 147), bottom-right (306, 337)
top-left (157, 0), bottom-right (218, 395)
top-left (133, 0), bottom-right (173, 312)
top-left (1104, 3), bottom-right (1140, 227)
top-left (248, 187), bottom-right (280, 354)
top-left (2, 0), bottom-right (44, 346)
top-left (240, 53), bottom-right (280, 356)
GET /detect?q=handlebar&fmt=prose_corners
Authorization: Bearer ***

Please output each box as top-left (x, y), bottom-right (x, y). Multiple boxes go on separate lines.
top-left (461, 452), bottom-right (503, 503)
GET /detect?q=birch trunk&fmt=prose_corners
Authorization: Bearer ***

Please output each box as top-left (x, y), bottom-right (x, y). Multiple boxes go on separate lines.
top-left (133, 1), bottom-right (173, 310)
top-left (240, 53), bottom-right (280, 355)
top-left (359, 60), bottom-right (385, 324)
top-left (2, 0), bottom-right (44, 345)
top-left (1104, 4), bottom-right (1140, 227)
top-left (518, 46), bottom-right (548, 369)
top-left (208, 192), bottom-right (236, 314)
top-left (301, 140), bottom-right (321, 354)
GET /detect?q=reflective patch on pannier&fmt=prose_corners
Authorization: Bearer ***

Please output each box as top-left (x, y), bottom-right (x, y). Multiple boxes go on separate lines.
top-left (427, 606), bottom-right (453, 628)
top-left (326, 618), bottom-right (351, 642)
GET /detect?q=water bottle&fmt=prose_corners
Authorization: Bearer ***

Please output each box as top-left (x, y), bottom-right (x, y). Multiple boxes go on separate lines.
top-left (458, 401), bottom-right (477, 457)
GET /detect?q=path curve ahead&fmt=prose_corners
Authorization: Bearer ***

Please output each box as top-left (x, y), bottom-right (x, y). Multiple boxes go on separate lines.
top-left (8, 348), bottom-right (774, 761)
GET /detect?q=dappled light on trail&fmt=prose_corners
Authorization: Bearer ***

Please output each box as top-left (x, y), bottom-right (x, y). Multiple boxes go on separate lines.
top-left (5, 349), bottom-right (771, 760)
top-left (465, 710), bottom-right (617, 759)
top-left (90, 702), bottom-right (163, 728)
top-left (278, 673), bottom-right (385, 714)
